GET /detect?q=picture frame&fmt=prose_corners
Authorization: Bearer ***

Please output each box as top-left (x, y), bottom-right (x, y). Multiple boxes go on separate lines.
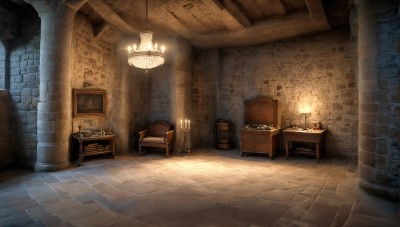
top-left (73, 89), bottom-right (106, 117)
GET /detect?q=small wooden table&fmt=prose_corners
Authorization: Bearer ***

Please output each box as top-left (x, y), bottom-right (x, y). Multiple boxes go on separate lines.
top-left (72, 134), bottom-right (115, 166)
top-left (283, 128), bottom-right (326, 163)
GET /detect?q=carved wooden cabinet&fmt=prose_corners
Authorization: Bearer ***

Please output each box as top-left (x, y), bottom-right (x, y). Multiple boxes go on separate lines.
top-left (239, 96), bottom-right (281, 159)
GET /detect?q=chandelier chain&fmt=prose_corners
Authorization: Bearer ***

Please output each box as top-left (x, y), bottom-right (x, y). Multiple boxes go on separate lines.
top-left (145, 0), bottom-right (148, 31)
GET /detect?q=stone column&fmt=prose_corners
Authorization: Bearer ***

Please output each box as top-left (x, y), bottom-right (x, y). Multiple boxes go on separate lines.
top-left (355, 0), bottom-right (399, 199)
top-left (169, 37), bottom-right (193, 150)
top-left (24, 0), bottom-right (86, 171)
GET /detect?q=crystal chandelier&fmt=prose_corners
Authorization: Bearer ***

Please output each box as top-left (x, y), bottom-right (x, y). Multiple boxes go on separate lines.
top-left (127, 0), bottom-right (165, 71)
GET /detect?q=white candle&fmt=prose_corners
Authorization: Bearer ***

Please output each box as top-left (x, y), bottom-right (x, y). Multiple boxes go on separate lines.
top-left (180, 120), bottom-right (183, 129)
top-left (185, 120), bottom-right (187, 129)
top-left (188, 120), bottom-right (190, 129)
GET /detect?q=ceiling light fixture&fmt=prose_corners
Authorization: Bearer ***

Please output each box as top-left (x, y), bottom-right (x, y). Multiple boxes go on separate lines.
top-left (127, 0), bottom-right (165, 72)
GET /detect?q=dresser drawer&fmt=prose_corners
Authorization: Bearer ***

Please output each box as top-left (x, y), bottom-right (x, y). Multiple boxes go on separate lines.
top-left (241, 141), bottom-right (270, 153)
top-left (240, 131), bottom-right (270, 142)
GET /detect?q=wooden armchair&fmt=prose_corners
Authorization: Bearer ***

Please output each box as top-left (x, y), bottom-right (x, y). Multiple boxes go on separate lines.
top-left (138, 120), bottom-right (175, 157)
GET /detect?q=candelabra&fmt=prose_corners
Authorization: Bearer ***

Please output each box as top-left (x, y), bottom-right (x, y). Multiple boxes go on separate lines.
top-left (179, 128), bottom-right (190, 154)
top-left (178, 119), bottom-right (191, 154)
top-left (300, 112), bottom-right (311, 130)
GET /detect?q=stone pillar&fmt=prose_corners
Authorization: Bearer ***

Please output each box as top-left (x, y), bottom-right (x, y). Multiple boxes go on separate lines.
top-left (169, 37), bottom-right (193, 150)
top-left (114, 50), bottom-right (130, 154)
top-left (24, 0), bottom-right (86, 171)
top-left (355, 0), bottom-right (399, 199)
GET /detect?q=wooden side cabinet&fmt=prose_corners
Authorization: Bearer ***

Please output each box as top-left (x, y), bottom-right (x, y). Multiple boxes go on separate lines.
top-left (240, 128), bottom-right (281, 159)
top-left (71, 135), bottom-right (115, 166)
top-left (214, 121), bottom-right (232, 150)
top-left (283, 128), bottom-right (326, 163)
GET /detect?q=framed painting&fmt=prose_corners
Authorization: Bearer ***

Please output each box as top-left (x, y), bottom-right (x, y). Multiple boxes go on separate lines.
top-left (73, 89), bottom-right (106, 117)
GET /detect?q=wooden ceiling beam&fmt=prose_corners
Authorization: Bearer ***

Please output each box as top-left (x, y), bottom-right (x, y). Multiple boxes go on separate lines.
top-left (220, 0), bottom-right (252, 28)
top-left (93, 22), bottom-right (112, 37)
top-left (254, 0), bottom-right (287, 16)
top-left (305, 0), bottom-right (329, 28)
top-left (190, 11), bottom-right (329, 48)
top-left (87, 0), bottom-right (139, 34)
top-left (200, 0), bottom-right (245, 30)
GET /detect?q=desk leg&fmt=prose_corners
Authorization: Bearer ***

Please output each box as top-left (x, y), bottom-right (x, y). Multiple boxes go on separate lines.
top-left (316, 143), bottom-right (320, 163)
top-left (111, 138), bottom-right (115, 159)
top-left (78, 141), bottom-right (83, 167)
top-left (285, 141), bottom-right (289, 160)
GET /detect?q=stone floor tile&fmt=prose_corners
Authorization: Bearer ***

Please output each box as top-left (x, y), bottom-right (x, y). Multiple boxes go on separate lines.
top-left (0, 212), bottom-right (35, 226)
top-left (301, 202), bottom-right (339, 226)
top-left (26, 206), bottom-right (51, 221)
top-left (0, 150), bottom-right (398, 226)
top-left (41, 198), bottom-right (82, 214)
top-left (69, 209), bottom-right (122, 226)
top-left (49, 180), bottom-right (93, 197)
top-left (39, 214), bottom-right (65, 226)
top-left (110, 217), bottom-right (150, 227)
top-left (280, 207), bottom-right (308, 221)
top-left (26, 184), bottom-right (60, 203)
top-left (93, 182), bottom-right (136, 202)
top-left (272, 218), bottom-right (318, 227)
top-left (81, 175), bottom-right (103, 185)
top-left (331, 205), bottom-right (352, 227)
top-left (344, 214), bottom-right (399, 227)
top-left (56, 202), bottom-right (104, 222)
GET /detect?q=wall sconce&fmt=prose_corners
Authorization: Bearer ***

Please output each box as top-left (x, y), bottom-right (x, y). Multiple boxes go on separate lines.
top-left (299, 105), bottom-right (311, 130)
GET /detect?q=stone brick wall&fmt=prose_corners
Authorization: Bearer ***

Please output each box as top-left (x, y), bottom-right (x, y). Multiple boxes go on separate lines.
top-left (149, 67), bottom-right (171, 122)
top-left (71, 13), bottom-right (121, 136)
top-left (7, 16), bottom-right (40, 168)
top-left (355, 0), bottom-right (399, 200)
top-left (0, 90), bottom-right (15, 168)
top-left (0, 42), bottom-right (5, 89)
top-left (375, 7), bottom-right (400, 194)
top-left (127, 68), bottom-right (151, 152)
top-left (192, 27), bottom-right (357, 156)
top-left (191, 49), bottom-right (219, 148)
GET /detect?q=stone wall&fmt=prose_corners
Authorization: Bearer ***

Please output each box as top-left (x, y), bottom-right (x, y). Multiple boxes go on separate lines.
top-left (71, 13), bottom-right (121, 138)
top-left (7, 15), bottom-right (40, 168)
top-left (0, 90), bottom-right (15, 168)
top-left (355, 0), bottom-right (400, 199)
top-left (0, 42), bottom-right (5, 88)
top-left (127, 67), bottom-right (151, 152)
top-left (191, 49), bottom-right (219, 148)
top-left (377, 8), bottom-right (400, 198)
top-left (149, 66), bottom-right (171, 122)
top-left (192, 27), bottom-right (357, 156)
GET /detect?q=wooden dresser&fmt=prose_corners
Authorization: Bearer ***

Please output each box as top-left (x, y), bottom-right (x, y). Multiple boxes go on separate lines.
top-left (240, 96), bottom-right (281, 159)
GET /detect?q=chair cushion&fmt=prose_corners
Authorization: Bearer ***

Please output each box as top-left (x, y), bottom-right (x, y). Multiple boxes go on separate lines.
top-left (142, 137), bottom-right (165, 143)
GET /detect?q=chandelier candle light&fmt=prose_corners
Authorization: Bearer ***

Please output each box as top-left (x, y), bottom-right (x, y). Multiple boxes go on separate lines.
top-left (127, 0), bottom-right (165, 72)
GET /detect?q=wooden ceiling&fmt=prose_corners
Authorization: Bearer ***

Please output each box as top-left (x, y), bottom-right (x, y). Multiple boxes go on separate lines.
top-left (81, 0), bottom-right (349, 48)
top-left (3, 0), bottom-right (350, 48)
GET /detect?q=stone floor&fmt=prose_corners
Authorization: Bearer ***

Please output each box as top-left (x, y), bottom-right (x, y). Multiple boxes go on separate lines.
top-left (0, 149), bottom-right (398, 227)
